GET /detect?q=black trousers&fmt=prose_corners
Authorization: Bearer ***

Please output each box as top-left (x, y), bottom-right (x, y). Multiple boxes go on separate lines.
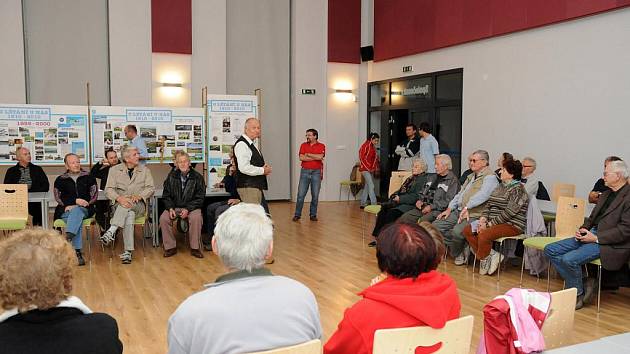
top-left (28, 202), bottom-right (43, 226)
top-left (372, 208), bottom-right (403, 237)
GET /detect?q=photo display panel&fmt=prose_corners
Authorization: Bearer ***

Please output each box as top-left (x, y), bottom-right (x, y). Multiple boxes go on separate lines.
top-left (0, 104), bottom-right (89, 165)
top-left (206, 95), bottom-right (258, 186)
top-left (91, 106), bottom-right (205, 164)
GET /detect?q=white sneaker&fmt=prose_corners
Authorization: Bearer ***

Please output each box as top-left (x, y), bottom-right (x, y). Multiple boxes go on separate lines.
top-left (454, 245), bottom-right (470, 266)
top-left (479, 257), bottom-right (489, 275)
top-left (487, 250), bottom-right (504, 275)
top-left (100, 230), bottom-right (115, 245)
top-left (120, 250), bottom-right (132, 264)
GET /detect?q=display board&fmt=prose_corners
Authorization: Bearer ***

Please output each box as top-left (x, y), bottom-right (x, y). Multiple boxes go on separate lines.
top-left (0, 104), bottom-right (89, 165)
top-left (206, 95), bottom-right (258, 186)
top-left (90, 106), bottom-right (205, 164)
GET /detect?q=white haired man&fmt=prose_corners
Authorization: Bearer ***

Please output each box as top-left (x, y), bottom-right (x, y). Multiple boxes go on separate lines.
top-left (167, 203), bottom-right (322, 354)
top-left (100, 146), bottom-right (155, 264)
top-left (545, 160), bottom-right (630, 309)
top-left (521, 156), bottom-right (539, 197)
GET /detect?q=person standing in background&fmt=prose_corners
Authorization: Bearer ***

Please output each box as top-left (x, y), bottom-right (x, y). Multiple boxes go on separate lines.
top-left (394, 124), bottom-right (420, 171)
top-left (418, 122), bottom-right (439, 173)
top-left (359, 133), bottom-right (380, 208)
top-left (124, 125), bottom-right (149, 164)
top-left (293, 129), bottom-right (325, 222)
top-left (4, 147), bottom-right (49, 226)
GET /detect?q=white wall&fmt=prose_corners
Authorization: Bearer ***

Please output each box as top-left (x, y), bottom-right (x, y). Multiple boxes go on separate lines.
top-left (192, 0), bottom-right (227, 104)
top-left (109, 0), bottom-right (152, 106)
top-left (0, 0), bottom-right (26, 103)
top-left (368, 8), bottom-right (630, 199)
top-left (291, 0), bottom-right (328, 201)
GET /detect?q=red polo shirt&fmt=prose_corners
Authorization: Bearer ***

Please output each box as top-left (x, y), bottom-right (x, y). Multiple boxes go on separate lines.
top-left (299, 141), bottom-right (325, 170)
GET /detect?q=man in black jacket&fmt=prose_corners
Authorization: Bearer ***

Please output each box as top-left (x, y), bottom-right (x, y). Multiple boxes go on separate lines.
top-left (160, 151), bottom-right (206, 258)
top-left (89, 149), bottom-right (120, 229)
top-left (3, 147), bottom-right (49, 226)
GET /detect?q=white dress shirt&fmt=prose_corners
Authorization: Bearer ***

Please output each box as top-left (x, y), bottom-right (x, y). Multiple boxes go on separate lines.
top-left (234, 134), bottom-right (265, 176)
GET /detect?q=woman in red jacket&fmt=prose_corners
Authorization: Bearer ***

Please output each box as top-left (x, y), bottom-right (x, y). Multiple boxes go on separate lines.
top-left (359, 133), bottom-right (380, 208)
top-left (324, 222), bottom-right (461, 354)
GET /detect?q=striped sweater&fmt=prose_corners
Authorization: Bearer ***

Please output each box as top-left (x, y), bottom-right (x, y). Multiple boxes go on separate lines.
top-left (482, 181), bottom-right (529, 232)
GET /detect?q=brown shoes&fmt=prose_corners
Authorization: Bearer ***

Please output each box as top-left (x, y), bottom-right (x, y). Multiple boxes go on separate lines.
top-left (292, 216), bottom-right (300, 222)
top-left (191, 249), bottom-right (204, 258)
top-left (163, 248), bottom-right (177, 257)
top-left (310, 216), bottom-right (318, 221)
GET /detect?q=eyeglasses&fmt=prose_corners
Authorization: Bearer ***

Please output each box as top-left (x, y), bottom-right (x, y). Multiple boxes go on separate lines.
top-left (523, 165), bottom-right (534, 168)
top-left (469, 158), bottom-right (485, 163)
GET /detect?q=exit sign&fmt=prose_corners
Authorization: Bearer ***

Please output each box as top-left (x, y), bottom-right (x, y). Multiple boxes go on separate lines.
top-left (301, 89), bottom-right (316, 95)
top-left (402, 66), bottom-right (413, 73)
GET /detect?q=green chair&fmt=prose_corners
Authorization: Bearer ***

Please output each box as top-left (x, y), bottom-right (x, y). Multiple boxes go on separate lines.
top-left (107, 210), bottom-right (149, 259)
top-left (339, 180), bottom-right (361, 201)
top-left (519, 197), bottom-right (586, 289)
top-left (362, 205), bottom-right (381, 244)
top-left (0, 184), bottom-right (28, 233)
top-left (54, 217), bottom-right (96, 264)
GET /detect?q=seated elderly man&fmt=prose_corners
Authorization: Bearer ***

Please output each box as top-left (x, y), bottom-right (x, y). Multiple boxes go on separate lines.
top-left (100, 146), bottom-right (155, 264)
top-left (433, 150), bottom-right (499, 266)
top-left (370, 158), bottom-right (430, 243)
top-left (399, 154), bottom-right (461, 224)
top-left (521, 156), bottom-right (539, 197)
top-left (160, 151), bottom-right (206, 258)
top-left (0, 229), bottom-right (122, 354)
top-left (545, 160), bottom-right (630, 310)
top-left (168, 203), bottom-right (322, 354)
top-left (53, 153), bottom-right (98, 266)
top-left (4, 147), bottom-right (49, 226)
top-left (589, 156), bottom-right (623, 204)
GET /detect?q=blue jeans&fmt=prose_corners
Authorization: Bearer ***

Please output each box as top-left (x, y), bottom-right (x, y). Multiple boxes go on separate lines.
top-left (361, 171), bottom-right (377, 206)
top-left (544, 237), bottom-right (600, 296)
top-left (61, 206), bottom-right (89, 250)
top-left (294, 168), bottom-right (322, 217)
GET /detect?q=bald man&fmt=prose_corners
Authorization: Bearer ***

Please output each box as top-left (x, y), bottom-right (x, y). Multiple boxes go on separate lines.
top-left (4, 147), bottom-right (50, 226)
top-left (233, 118), bottom-right (272, 207)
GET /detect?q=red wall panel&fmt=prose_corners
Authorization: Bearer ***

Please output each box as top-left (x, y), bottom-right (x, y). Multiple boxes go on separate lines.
top-left (328, 0), bottom-right (361, 63)
top-left (151, 0), bottom-right (192, 54)
top-left (374, 0), bottom-right (630, 61)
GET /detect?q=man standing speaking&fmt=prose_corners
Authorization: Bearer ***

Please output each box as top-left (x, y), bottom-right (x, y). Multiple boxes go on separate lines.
top-left (233, 118), bottom-right (272, 207)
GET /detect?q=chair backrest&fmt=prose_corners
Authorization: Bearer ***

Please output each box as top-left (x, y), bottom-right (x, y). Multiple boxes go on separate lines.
top-left (542, 288), bottom-right (577, 349)
top-left (554, 196), bottom-right (586, 238)
top-left (551, 183), bottom-right (575, 203)
top-left (247, 339), bottom-right (321, 354)
top-left (389, 171), bottom-right (412, 196)
top-left (0, 184), bottom-right (28, 220)
top-left (373, 315), bottom-right (474, 354)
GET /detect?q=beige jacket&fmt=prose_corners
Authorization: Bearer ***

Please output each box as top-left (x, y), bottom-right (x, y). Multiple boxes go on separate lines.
top-left (104, 163), bottom-right (155, 202)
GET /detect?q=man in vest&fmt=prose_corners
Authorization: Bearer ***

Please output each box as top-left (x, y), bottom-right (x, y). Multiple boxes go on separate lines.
top-left (233, 117), bottom-right (272, 206)
top-left (433, 149), bottom-right (498, 266)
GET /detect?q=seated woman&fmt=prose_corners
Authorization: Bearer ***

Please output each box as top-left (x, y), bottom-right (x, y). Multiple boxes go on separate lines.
top-left (462, 159), bottom-right (529, 276)
top-left (0, 229), bottom-right (123, 354)
top-left (370, 158), bottom-right (430, 244)
top-left (324, 222), bottom-right (461, 354)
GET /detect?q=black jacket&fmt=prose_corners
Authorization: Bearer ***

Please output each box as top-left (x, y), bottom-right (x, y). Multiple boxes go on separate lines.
top-left (0, 307), bottom-right (123, 354)
top-left (90, 162), bottom-right (119, 190)
top-left (53, 171), bottom-right (98, 220)
top-left (162, 168), bottom-right (206, 211)
top-left (3, 162), bottom-right (49, 192)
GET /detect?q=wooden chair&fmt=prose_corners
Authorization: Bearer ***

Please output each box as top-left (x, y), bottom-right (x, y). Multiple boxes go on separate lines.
top-left (520, 197), bottom-right (586, 289)
top-left (247, 339), bottom-right (321, 354)
top-left (372, 315), bottom-right (474, 354)
top-left (551, 183), bottom-right (575, 203)
top-left (388, 171), bottom-right (412, 196)
top-left (542, 288), bottom-right (577, 349)
top-left (0, 184), bottom-right (29, 234)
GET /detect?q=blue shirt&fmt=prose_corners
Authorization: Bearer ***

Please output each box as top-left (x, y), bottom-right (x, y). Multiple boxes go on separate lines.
top-left (131, 135), bottom-right (149, 165)
top-left (420, 134), bottom-right (439, 173)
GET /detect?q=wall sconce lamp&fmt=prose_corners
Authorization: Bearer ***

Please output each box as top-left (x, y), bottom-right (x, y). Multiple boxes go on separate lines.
top-left (161, 82), bottom-right (183, 88)
top-left (334, 89), bottom-right (353, 94)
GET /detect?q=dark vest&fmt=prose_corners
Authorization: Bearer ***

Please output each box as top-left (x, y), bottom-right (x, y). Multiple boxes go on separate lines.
top-left (233, 136), bottom-right (268, 190)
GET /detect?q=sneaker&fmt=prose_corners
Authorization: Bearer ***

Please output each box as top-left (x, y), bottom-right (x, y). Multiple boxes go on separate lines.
top-left (76, 250), bottom-right (86, 267)
top-left (100, 230), bottom-right (115, 245)
top-left (454, 246), bottom-right (470, 266)
top-left (120, 250), bottom-right (132, 264)
top-left (368, 240), bottom-right (377, 247)
top-left (487, 250), bottom-right (504, 275)
top-left (479, 257), bottom-right (490, 275)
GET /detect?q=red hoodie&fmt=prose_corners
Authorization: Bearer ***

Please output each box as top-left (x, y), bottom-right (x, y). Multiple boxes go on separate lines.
top-left (324, 271), bottom-right (461, 354)
top-left (359, 140), bottom-right (379, 172)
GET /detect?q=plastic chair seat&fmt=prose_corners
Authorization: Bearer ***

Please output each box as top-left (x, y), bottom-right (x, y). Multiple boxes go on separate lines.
top-left (495, 235), bottom-right (525, 243)
top-left (54, 218), bottom-right (96, 228)
top-left (339, 180), bottom-right (360, 186)
top-left (0, 218), bottom-right (28, 231)
top-left (542, 213), bottom-right (556, 223)
top-left (364, 205), bottom-right (381, 214)
top-left (522, 236), bottom-right (563, 250)
top-left (590, 258), bottom-right (601, 266)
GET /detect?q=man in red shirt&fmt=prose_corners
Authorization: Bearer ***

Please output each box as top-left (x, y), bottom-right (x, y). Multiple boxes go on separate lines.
top-left (293, 129), bottom-right (325, 221)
